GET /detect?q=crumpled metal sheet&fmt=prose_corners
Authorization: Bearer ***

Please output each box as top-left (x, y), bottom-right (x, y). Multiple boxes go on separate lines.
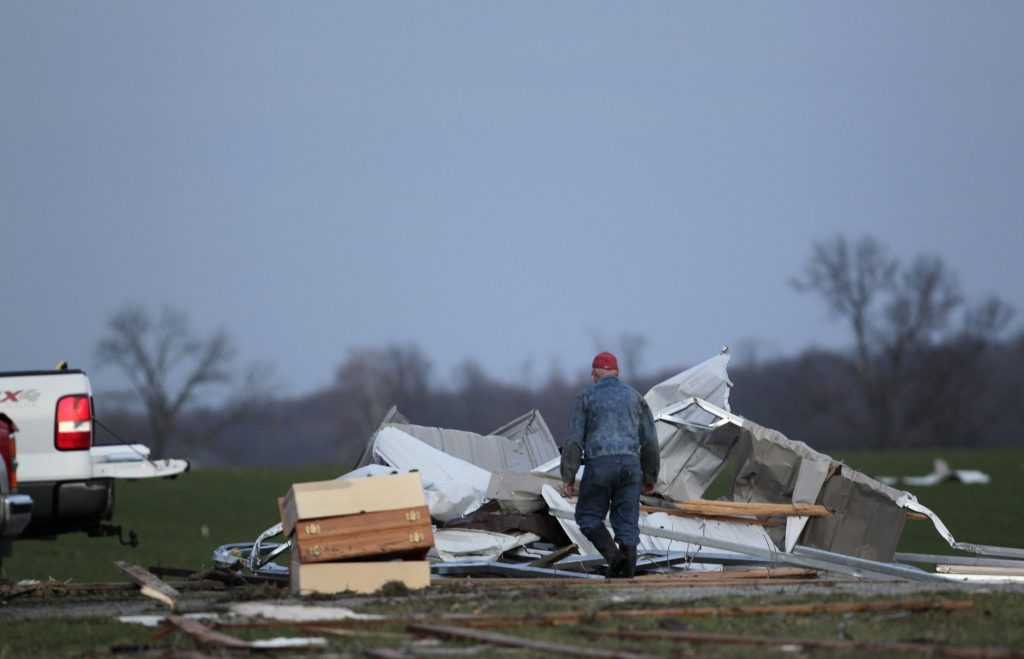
top-left (643, 351), bottom-right (740, 501)
top-left (644, 350), bottom-right (733, 414)
top-left (725, 421), bottom-right (834, 551)
top-left (389, 422), bottom-right (555, 473)
top-left (654, 423), bottom-right (742, 503)
top-left (489, 409), bottom-right (560, 465)
top-left (801, 465), bottom-right (908, 562)
top-left (372, 427), bottom-right (491, 522)
top-left (357, 407), bottom-right (559, 474)
top-left (485, 470), bottom-right (562, 514)
top-left (432, 528), bottom-right (541, 562)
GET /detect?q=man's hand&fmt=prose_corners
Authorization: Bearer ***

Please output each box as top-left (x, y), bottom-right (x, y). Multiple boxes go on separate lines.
top-left (562, 481), bottom-right (577, 498)
top-left (642, 483), bottom-right (656, 496)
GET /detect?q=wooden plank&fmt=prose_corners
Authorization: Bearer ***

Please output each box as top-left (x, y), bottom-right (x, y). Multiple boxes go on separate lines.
top-left (582, 628), bottom-right (1017, 658)
top-left (408, 623), bottom-right (656, 659)
top-left (658, 566), bottom-right (815, 580)
top-left (293, 506), bottom-right (433, 563)
top-left (529, 544), bottom-right (579, 569)
top-left (639, 506), bottom-right (784, 527)
top-left (166, 615), bottom-right (328, 652)
top-left (114, 561), bottom-right (181, 610)
top-left (280, 473), bottom-right (426, 537)
top-left (166, 615), bottom-right (250, 649)
top-left (665, 499), bottom-right (831, 517)
top-left (298, 625), bottom-right (413, 640)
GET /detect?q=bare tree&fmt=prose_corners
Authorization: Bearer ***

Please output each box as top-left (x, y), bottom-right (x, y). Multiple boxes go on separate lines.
top-left (794, 235), bottom-right (1013, 447)
top-left (95, 305), bottom-right (271, 458)
top-left (333, 344), bottom-right (433, 444)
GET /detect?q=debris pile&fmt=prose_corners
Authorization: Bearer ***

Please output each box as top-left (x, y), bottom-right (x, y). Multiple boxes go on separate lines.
top-left (215, 349), bottom-right (1024, 585)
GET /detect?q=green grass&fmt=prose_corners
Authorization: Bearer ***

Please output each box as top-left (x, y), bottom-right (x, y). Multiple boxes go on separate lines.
top-left (2, 465), bottom-right (340, 583)
top-left (3, 447), bottom-right (1024, 584)
top-left (834, 447), bottom-right (1024, 554)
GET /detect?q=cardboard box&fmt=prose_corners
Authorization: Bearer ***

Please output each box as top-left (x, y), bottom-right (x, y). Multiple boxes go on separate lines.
top-left (292, 505), bottom-right (433, 563)
top-left (280, 472), bottom-right (426, 537)
top-left (290, 554), bottom-right (431, 595)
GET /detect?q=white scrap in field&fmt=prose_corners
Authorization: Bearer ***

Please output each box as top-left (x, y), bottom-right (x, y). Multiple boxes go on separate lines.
top-left (118, 613), bottom-right (214, 628)
top-left (229, 602), bottom-right (384, 622)
top-left (876, 458), bottom-right (991, 487)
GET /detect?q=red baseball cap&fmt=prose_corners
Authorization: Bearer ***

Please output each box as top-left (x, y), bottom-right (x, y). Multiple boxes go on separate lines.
top-left (592, 352), bottom-right (619, 371)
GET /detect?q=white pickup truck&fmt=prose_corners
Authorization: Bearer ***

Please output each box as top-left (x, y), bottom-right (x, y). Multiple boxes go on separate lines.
top-left (0, 367), bottom-right (188, 544)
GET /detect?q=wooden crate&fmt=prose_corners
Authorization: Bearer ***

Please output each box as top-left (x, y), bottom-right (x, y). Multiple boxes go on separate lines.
top-left (279, 472), bottom-right (426, 537)
top-left (292, 505), bottom-right (433, 563)
top-left (290, 554), bottom-right (431, 595)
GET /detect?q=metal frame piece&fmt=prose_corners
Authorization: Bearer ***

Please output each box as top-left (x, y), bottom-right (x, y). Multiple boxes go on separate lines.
top-left (212, 521), bottom-right (291, 578)
top-left (901, 498), bottom-right (1024, 560)
top-left (789, 546), bottom-right (943, 581)
top-left (896, 552), bottom-right (1024, 569)
top-left (654, 397), bottom-right (745, 430)
top-left (625, 517), bottom-right (942, 582)
top-left (433, 560), bottom-right (604, 579)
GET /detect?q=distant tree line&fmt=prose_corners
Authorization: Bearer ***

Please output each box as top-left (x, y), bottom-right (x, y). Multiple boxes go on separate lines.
top-left (93, 236), bottom-right (1021, 466)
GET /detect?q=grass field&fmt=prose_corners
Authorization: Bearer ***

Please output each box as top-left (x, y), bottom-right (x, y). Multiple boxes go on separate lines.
top-left (3, 447), bottom-right (1023, 583)
top-left (3, 465), bottom-right (340, 583)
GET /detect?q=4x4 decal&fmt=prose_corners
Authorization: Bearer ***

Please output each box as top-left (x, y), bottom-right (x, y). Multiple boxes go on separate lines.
top-left (0, 389), bottom-right (42, 405)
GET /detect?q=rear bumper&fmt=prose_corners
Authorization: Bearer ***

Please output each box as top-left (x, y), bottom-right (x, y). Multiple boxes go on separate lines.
top-left (17, 479), bottom-right (114, 539)
top-left (0, 493), bottom-right (33, 540)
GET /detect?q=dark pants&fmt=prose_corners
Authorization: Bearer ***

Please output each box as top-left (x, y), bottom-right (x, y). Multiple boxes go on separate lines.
top-left (574, 454), bottom-right (642, 546)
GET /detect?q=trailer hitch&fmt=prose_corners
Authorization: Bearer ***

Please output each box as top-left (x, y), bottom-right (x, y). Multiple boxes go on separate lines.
top-left (87, 523), bottom-right (140, 547)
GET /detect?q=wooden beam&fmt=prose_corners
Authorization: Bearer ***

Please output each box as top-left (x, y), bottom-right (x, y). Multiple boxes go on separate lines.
top-left (639, 506), bottom-right (784, 527)
top-left (408, 623), bottom-right (655, 659)
top-left (582, 627), bottom-right (1016, 658)
top-left (663, 499), bottom-right (831, 517)
top-left (166, 616), bottom-right (251, 649)
top-left (298, 625), bottom-right (412, 640)
top-left (529, 544), bottom-right (579, 568)
top-left (114, 561), bottom-right (181, 610)
top-left (166, 615), bottom-right (327, 652)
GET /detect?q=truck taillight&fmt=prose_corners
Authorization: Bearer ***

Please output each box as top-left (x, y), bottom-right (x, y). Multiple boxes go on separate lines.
top-left (7, 435), bottom-right (14, 490)
top-left (55, 394), bottom-right (92, 450)
top-left (0, 414), bottom-right (15, 490)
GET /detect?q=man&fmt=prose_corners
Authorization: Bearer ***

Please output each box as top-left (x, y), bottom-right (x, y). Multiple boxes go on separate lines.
top-left (561, 351), bottom-right (660, 578)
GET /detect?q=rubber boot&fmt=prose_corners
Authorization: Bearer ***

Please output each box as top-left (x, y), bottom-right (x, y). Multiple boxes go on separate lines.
top-left (619, 544), bottom-right (637, 579)
top-left (583, 526), bottom-right (625, 577)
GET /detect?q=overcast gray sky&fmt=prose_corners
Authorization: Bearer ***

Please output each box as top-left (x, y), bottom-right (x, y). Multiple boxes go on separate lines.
top-left (3, 2), bottom-right (1022, 396)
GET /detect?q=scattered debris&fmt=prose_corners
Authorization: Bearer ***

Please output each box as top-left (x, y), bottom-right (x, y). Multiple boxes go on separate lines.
top-left (877, 458), bottom-right (992, 487)
top-left (228, 602), bottom-right (383, 622)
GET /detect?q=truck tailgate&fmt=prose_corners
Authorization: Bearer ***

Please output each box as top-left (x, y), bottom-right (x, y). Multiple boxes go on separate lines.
top-left (91, 445), bottom-right (189, 479)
